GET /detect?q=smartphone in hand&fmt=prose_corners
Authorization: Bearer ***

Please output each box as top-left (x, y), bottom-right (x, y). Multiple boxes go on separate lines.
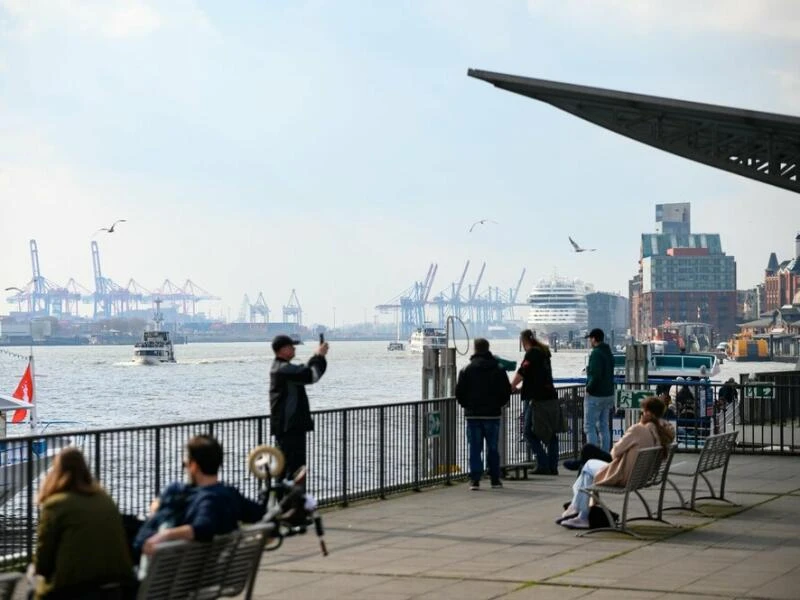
top-left (319, 333), bottom-right (325, 344)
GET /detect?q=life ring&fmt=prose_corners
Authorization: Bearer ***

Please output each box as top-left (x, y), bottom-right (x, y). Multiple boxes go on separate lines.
top-left (247, 444), bottom-right (285, 480)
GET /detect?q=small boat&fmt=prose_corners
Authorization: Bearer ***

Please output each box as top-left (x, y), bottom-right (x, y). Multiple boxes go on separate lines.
top-left (133, 299), bottom-right (176, 365)
top-left (611, 350), bottom-right (721, 380)
top-left (387, 341), bottom-right (405, 351)
top-left (407, 326), bottom-right (446, 354)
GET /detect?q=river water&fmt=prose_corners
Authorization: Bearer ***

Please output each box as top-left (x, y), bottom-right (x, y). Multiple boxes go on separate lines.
top-left (0, 340), bottom-right (794, 430)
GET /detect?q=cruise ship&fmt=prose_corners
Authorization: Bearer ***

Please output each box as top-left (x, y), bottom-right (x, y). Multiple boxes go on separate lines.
top-left (527, 276), bottom-right (592, 338)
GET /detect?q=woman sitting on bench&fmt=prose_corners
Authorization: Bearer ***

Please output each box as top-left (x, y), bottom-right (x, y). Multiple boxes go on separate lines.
top-left (558, 397), bottom-right (674, 530)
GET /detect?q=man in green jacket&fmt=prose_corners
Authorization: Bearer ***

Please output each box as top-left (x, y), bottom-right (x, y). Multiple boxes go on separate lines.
top-left (584, 328), bottom-right (616, 452)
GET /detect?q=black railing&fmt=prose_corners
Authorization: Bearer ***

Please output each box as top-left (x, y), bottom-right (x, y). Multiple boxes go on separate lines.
top-left (2, 381), bottom-right (800, 570)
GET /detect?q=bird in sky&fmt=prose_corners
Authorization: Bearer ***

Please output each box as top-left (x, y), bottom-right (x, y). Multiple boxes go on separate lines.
top-left (469, 219), bottom-right (499, 233)
top-left (569, 236), bottom-right (596, 253)
top-left (94, 219), bottom-right (127, 235)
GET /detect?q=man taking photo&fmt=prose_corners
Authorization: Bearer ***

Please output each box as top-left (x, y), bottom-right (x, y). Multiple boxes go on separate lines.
top-left (270, 335), bottom-right (329, 480)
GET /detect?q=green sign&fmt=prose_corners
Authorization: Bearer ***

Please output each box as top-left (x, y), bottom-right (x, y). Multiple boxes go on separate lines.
top-left (426, 411), bottom-right (441, 438)
top-left (616, 389), bottom-right (650, 409)
top-left (750, 385), bottom-right (774, 399)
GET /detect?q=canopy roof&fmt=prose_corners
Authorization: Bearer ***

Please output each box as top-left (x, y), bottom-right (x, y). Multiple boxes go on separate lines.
top-left (468, 69), bottom-right (800, 194)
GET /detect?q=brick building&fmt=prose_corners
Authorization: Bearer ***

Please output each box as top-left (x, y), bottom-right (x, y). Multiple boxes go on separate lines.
top-left (763, 234), bottom-right (800, 312)
top-left (629, 204), bottom-right (737, 341)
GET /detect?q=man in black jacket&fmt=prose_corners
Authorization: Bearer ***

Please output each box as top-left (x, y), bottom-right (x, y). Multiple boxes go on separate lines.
top-left (456, 338), bottom-right (511, 490)
top-left (270, 335), bottom-right (328, 480)
top-left (584, 328), bottom-right (615, 452)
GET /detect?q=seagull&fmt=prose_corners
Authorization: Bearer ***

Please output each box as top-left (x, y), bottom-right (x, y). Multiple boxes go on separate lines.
top-left (95, 219), bottom-right (127, 235)
top-left (569, 236), bottom-right (596, 253)
top-left (469, 219), bottom-right (499, 233)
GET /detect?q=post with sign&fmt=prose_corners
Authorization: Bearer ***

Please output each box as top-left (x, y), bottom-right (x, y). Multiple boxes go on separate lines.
top-left (421, 347), bottom-right (457, 479)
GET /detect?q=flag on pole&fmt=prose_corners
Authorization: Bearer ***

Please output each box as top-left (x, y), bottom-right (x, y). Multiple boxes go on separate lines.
top-left (11, 362), bottom-right (34, 423)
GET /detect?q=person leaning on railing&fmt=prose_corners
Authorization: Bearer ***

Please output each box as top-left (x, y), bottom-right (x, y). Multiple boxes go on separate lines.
top-left (31, 446), bottom-right (136, 599)
top-left (557, 396), bottom-right (675, 530)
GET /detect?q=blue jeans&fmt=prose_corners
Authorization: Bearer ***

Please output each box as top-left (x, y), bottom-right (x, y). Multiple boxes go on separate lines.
top-left (584, 394), bottom-right (615, 452)
top-left (571, 458), bottom-right (608, 518)
top-left (466, 419), bottom-right (501, 483)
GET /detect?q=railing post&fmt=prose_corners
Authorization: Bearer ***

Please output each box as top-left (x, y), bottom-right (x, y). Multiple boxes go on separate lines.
top-left (154, 428), bottom-right (161, 498)
top-left (445, 399), bottom-right (452, 487)
top-left (413, 402), bottom-right (420, 492)
top-left (94, 431), bottom-right (101, 479)
top-left (341, 411), bottom-right (348, 507)
top-left (379, 406), bottom-right (386, 499)
top-left (26, 438), bottom-right (34, 563)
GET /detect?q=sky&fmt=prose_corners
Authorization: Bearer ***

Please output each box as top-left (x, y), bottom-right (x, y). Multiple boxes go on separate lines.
top-left (0, 0), bottom-right (798, 326)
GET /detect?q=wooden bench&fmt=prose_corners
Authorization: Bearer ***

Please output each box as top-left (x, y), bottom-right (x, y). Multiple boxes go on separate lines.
top-left (0, 573), bottom-right (22, 600)
top-left (137, 522), bottom-right (272, 600)
top-left (663, 431), bottom-right (739, 514)
top-left (577, 446), bottom-right (664, 538)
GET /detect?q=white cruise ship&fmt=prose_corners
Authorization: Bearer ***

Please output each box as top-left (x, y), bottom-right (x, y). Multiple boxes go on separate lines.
top-left (527, 276), bottom-right (592, 338)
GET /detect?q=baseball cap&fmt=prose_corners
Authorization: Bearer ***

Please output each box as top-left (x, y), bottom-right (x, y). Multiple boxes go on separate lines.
top-left (272, 334), bottom-right (298, 353)
top-left (584, 328), bottom-right (604, 342)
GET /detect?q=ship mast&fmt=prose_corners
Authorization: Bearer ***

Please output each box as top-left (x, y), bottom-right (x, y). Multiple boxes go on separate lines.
top-left (153, 298), bottom-right (164, 330)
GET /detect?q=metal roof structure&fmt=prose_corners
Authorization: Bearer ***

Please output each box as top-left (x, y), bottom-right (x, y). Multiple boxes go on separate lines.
top-left (468, 69), bottom-right (800, 194)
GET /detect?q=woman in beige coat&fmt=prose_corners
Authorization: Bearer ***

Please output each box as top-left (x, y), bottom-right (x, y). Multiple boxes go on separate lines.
top-left (559, 396), bottom-right (674, 529)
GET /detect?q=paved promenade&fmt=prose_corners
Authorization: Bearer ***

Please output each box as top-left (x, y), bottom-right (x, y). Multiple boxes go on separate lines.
top-left (253, 454), bottom-right (800, 599)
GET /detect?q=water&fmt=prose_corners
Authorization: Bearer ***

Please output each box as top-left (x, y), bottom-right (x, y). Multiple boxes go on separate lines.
top-left (0, 340), bottom-right (794, 430)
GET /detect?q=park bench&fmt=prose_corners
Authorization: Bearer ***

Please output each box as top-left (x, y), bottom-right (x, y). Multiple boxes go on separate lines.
top-left (577, 446), bottom-right (664, 538)
top-left (663, 430), bottom-right (739, 514)
top-left (137, 522), bottom-right (271, 600)
top-left (0, 573), bottom-right (21, 600)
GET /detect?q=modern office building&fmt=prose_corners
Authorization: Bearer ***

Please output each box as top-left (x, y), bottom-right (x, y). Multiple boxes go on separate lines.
top-left (630, 203), bottom-right (737, 341)
top-left (586, 291), bottom-right (629, 345)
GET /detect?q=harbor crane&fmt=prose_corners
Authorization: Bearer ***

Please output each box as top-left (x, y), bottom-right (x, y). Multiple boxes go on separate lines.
top-left (283, 289), bottom-right (302, 324)
top-left (376, 263), bottom-right (438, 340)
top-left (250, 293), bottom-right (270, 323)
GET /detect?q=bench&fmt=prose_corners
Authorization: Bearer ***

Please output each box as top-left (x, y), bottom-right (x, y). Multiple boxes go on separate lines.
top-left (137, 522), bottom-right (272, 600)
top-left (577, 446), bottom-right (664, 538)
top-left (663, 430), bottom-right (739, 514)
top-left (0, 573), bottom-right (21, 600)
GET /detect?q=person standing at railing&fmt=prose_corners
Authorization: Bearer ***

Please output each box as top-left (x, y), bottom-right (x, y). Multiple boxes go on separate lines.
top-left (511, 329), bottom-right (561, 476)
top-left (456, 338), bottom-right (512, 490)
top-left (270, 334), bottom-right (329, 481)
top-left (584, 328), bottom-right (616, 453)
top-left (31, 447), bottom-right (136, 599)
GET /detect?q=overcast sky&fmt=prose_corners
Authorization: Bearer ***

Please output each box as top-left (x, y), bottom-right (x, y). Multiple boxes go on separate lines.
top-left (1, 0), bottom-right (798, 326)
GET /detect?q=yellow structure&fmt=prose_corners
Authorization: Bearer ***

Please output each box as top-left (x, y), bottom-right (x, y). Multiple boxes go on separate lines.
top-left (727, 334), bottom-right (769, 361)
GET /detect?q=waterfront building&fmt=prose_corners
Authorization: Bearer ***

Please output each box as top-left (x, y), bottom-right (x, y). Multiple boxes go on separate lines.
top-left (655, 202), bottom-right (691, 236)
top-left (629, 203), bottom-right (737, 341)
top-left (586, 291), bottom-right (629, 346)
top-left (763, 234), bottom-right (800, 312)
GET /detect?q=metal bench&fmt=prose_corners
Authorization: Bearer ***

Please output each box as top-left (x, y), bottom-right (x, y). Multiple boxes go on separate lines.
top-left (0, 573), bottom-right (22, 600)
top-left (137, 522), bottom-right (271, 600)
top-left (577, 446), bottom-right (663, 538)
top-left (629, 442), bottom-right (679, 525)
top-left (664, 430), bottom-right (739, 514)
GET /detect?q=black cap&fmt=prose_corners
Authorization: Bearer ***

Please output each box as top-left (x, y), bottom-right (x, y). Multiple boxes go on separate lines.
top-left (585, 328), bottom-right (605, 342)
top-left (272, 334), bottom-right (298, 353)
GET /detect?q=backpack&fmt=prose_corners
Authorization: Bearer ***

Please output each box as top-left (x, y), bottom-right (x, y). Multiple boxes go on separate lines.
top-left (588, 505), bottom-right (619, 529)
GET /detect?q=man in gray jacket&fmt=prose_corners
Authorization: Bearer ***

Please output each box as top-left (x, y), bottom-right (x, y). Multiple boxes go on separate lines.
top-left (584, 328), bottom-right (615, 452)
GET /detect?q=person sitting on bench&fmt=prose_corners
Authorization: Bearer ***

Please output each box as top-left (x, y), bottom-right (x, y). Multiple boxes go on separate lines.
top-left (558, 397), bottom-right (674, 530)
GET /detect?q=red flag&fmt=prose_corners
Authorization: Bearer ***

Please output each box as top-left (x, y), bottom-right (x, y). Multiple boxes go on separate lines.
top-left (11, 363), bottom-right (34, 423)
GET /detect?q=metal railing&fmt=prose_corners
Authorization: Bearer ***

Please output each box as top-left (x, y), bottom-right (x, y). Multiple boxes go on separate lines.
top-left (2, 380), bottom-right (800, 570)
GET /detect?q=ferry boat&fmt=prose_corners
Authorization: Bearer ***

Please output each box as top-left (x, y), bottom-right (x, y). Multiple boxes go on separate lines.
top-left (527, 276), bottom-right (591, 338)
top-left (612, 349), bottom-right (721, 380)
top-left (387, 341), bottom-right (405, 351)
top-left (133, 300), bottom-right (176, 365)
top-left (407, 326), bottom-right (447, 353)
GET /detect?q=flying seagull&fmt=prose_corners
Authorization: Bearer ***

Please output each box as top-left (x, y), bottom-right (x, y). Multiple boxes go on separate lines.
top-left (95, 219), bottom-right (127, 235)
top-left (469, 219), bottom-right (499, 233)
top-left (569, 236), bottom-right (596, 253)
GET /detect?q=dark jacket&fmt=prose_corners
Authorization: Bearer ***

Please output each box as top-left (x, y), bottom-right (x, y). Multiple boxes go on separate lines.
top-left (35, 490), bottom-right (135, 599)
top-left (270, 355), bottom-right (327, 436)
top-left (586, 342), bottom-right (615, 396)
top-left (455, 351), bottom-right (511, 417)
top-left (133, 482), bottom-right (266, 559)
top-left (517, 346), bottom-right (557, 401)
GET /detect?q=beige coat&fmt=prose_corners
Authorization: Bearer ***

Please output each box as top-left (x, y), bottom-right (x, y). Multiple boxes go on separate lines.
top-left (594, 421), bottom-right (673, 487)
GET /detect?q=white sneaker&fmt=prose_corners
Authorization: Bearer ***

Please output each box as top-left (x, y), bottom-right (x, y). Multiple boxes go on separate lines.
top-left (555, 505), bottom-right (578, 524)
top-left (560, 515), bottom-right (590, 530)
